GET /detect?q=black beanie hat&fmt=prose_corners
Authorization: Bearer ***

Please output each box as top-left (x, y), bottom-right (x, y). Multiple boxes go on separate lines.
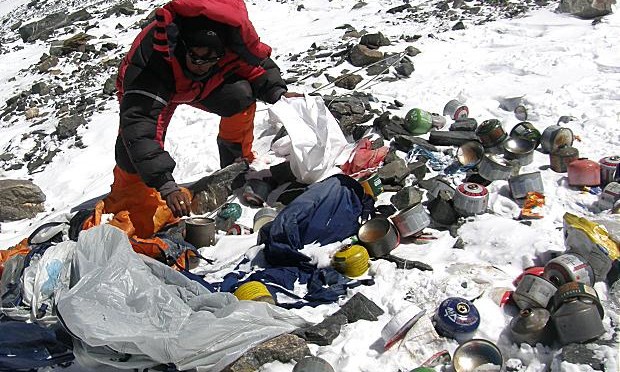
top-left (176, 16), bottom-right (224, 54)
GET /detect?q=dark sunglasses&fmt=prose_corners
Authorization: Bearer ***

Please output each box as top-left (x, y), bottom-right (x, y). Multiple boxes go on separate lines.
top-left (187, 49), bottom-right (221, 65)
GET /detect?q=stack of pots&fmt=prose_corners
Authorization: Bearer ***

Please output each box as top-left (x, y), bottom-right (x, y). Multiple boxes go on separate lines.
top-left (510, 248), bottom-right (609, 345)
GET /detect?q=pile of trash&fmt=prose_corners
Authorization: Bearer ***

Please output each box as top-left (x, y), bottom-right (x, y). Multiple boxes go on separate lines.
top-left (0, 94), bottom-right (618, 371)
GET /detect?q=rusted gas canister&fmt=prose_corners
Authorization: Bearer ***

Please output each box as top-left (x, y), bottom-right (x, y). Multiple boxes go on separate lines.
top-left (476, 119), bottom-right (507, 149)
top-left (550, 146), bottom-right (579, 173)
top-left (551, 282), bottom-right (605, 345)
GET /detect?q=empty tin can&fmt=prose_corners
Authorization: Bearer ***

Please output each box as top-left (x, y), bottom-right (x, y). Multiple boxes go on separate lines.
top-left (358, 173), bottom-right (383, 199)
top-left (476, 119), bottom-right (508, 149)
top-left (509, 121), bottom-right (541, 148)
top-left (565, 244), bottom-right (613, 284)
top-left (358, 217), bottom-right (400, 258)
top-left (253, 207), bottom-right (278, 233)
top-left (390, 203), bottom-right (431, 238)
top-left (443, 99), bottom-right (469, 120)
top-left (551, 282), bottom-right (605, 345)
top-left (540, 125), bottom-right (574, 154)
top-left (509, 308), bottom-right (552, 346)
top-left (509, 172), bottom-right (544, 199)
top-left (544, 253), bottom-right (594, 286)
top-left (478, 154), bottom-right (517, 181)
top-left (513, 273), bottom-right (557, 309)
top-left (184, 217), bottom-right (216, 247)
top-left (599, 155), bottom-right (620, 187)
top-left (503, 138), bottom-right (536, 166)
top-left (550, 146), bottom-right (579, 173)
top-left (453, 183), bottom-right (489, 217)
top-left (568, 159), bottom-right (601, 187)
top-left (433, 297), bottom-right (480, 339)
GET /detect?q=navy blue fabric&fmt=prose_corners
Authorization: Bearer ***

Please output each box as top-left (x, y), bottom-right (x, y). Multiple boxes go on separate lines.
top-left (220, 267), bottom-right (374, 309)
top-left (260, 174), bottom-right (374, 267)
top-left (0, 321), bottom-right (74, 371)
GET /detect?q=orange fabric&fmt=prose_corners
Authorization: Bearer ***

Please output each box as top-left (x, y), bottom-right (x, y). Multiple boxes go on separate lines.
top-left (0, 239), bottom-right (30, 277)
top-left (99, 166), bottom-right (192, 238)
top-left (218, 102), bottom-right (256, 162)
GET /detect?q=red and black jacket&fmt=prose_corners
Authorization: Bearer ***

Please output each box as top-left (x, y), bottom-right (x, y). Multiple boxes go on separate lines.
top-left (115, 0), bottom-right (287, 192)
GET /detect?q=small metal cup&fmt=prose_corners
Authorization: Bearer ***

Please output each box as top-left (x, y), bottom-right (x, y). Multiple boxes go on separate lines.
top-left (184, 217), bottom-right (216, 247)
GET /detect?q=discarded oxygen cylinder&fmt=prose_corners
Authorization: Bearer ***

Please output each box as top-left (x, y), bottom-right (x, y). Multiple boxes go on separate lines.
top-left (509, 308), bottom-right (552, 346)
top-left (332, 244), bottom-right (370, 278)
top-left (433, 297), bottom-right (480, 341)
top-left (405, 108), bottom-right (434, 135)
top-left (544, 253), bottom-right (595, 287)
top-left (234, 281), bottom-right (276, 305)
top-left (453, 183), bottom-right (489, 217)
top-left (513, 274), bottom-right (557, 310)
top-left (551, 282), bottom-right (605, 345)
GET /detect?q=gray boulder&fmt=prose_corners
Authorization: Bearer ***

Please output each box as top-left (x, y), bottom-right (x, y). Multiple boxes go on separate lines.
top-left (557, 0), bottom-right (614, 19)
top-left (0, 179), bottom-right (46, 221)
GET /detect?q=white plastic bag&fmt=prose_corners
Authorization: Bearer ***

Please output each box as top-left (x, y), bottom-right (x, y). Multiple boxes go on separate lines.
top-left (268, 95), bottom-right (348, 184)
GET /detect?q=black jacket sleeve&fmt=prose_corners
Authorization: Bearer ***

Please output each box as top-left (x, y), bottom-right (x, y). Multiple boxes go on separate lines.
top-left (118, 48), bottom-right (177, 191)
top-left (250, 58), bottom-right (287, 104)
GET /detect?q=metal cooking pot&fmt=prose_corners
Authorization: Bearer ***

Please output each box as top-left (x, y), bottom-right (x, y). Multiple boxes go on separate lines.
top-left (390, 203), bottom-right (430, 238)
top-left (509, 121), bottom-right (541, 148)
top-left (478, 154), bottom-right (518, 181)
top-left (184, 217), bottom-right (216, 247)
top-left (452, 339), bottom-right (504, 372)
top-left (357, 217), bottom-right (400, 258)
top-left (540, 125), bottom-right (573, 154)
top-left (457, 141), bottom-right (485, 167)
top-left (503, 138), bottom-right (536, 166)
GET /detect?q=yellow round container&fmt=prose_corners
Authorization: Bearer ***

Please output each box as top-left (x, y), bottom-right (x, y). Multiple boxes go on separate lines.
top-left (332, 244), bottom-right (370, 277)
top-left (234, 281), bottom-right (275, 304)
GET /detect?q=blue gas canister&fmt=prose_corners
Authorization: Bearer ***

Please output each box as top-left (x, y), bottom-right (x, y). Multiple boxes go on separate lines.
top-left (433, 297), bottom-right (480, 340)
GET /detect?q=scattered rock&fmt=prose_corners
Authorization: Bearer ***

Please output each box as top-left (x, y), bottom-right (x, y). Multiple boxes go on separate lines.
top-left (428, 130), bottom-right (480, 146)
top-left (331, 292), bottom-right (384, 323)
top-left (557, 0), bottom-right (614, 19)
top-left (0, 179), bottom-right (46, 221)
top-left (56, 114), bottom-right (87, 140)
top-left (391, 186), bottom-right (424, 210)
top-left (333, 73), bottom-right (364, 89)
top-left (223, 334), bottom-right (310, 372)
top-left (348, 44), bottom-right (384, 67)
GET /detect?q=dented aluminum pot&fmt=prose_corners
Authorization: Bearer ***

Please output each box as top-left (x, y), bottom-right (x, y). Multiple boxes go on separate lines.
top-left (503, 138), bottom-right (536, 166)
top-left (510, 121), bottom-right (541, 148)
top-left (551, 282), bottom-right (605, 345)
top-left (478, 154), bottom-right (518, 181)
top-left (540, 125), bottom-right (574, 154)
top-left (390, 203), bottom-right (431, 238)
top-left (513, 273), bottom-right (557, 310)
top-left (550, 146), bottom-right (579, 173)
top-left (509, 308), bottom-right (552, 346)
top-left (544, 253), bottom-right (595, 286)
top-left (453, 183), bottom-right (489, 217)
top-left (508, 172), bottom-right (544, 199)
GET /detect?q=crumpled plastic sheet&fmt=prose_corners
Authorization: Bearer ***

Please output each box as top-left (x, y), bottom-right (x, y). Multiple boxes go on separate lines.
top-left (56, 225), bottom-right (308, 371)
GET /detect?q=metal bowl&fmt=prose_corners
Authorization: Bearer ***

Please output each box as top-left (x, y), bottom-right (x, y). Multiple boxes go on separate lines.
top-left (453, 339), bottom-right (504, 372)
top-left (357, 217), bottom-right (400, 258)
top-left (457, 141), bottom-right (485, 167)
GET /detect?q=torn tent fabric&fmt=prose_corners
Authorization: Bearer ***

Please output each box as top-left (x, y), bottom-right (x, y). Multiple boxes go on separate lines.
top-left (259, 174), bottom-right (374, 268)
top-left (340, 137), bottom-right (389, 178)
top-left (56, 225), bottom-right (307, 371)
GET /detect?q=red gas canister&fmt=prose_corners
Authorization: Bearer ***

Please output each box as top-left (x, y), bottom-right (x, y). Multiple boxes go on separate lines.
top-left (568, 159), bottom-right (600, 187)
